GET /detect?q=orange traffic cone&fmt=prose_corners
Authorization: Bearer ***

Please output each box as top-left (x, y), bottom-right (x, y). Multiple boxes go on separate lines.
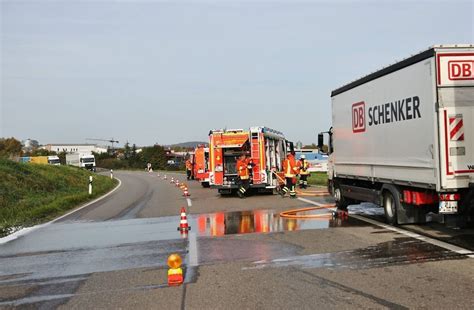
top-left (167, 254), bottom-right (183, 286)
top-left (177, 207), bottom-right (191, 232)
top-left (175, 180), bottom-right (180, 187)
top-left (183, 187), bottom-right (190, 197)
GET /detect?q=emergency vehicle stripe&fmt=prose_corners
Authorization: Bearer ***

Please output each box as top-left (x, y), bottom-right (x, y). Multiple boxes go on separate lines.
top-left (449, 117), bottom-right (464, 141)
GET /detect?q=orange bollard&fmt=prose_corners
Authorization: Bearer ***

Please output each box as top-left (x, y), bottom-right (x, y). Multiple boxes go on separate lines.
top-left (167, 254), bottom-right (183, 286)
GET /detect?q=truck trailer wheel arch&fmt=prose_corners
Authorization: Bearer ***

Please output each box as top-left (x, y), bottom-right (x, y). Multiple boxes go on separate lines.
top-left (381, 184), bottom-right (400, 225)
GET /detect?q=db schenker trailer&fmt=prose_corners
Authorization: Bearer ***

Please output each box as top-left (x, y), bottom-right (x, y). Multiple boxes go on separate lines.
top-left (320, 45), bottom-right (474, 226)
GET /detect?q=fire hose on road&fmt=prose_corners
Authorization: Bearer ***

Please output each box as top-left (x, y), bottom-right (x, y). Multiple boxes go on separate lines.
top-left (270, 171), bottom-right (346, 220)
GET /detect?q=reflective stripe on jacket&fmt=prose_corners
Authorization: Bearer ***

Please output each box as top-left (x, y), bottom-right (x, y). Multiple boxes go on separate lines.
top-left (283, 157), bottom-right (298, 178)
top-left (299, 160), bottom-right (310, 175)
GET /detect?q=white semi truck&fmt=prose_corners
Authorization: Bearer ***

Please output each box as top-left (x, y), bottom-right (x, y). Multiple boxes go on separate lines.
top-left (319, 45), bottom-right (474, 226)
top-left (66, 153), bottom-right (96, 171)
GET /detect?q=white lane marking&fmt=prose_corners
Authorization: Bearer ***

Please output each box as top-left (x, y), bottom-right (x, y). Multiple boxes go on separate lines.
top-left (0, 177), bottom-right (122, 245)
top-left (188, 232), bottom-right (199, 266)
top-left (299, 197), bottom-right (474, 258)
top-left (186, 198), bottom-right (192, 207)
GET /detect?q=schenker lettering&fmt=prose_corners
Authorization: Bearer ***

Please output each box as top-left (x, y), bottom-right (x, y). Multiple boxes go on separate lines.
top-left (368, 96), bottom-right (421, 126)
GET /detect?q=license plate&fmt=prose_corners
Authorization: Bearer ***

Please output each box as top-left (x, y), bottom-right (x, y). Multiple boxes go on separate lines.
top-left (439, 201), bottom-right (458, 214)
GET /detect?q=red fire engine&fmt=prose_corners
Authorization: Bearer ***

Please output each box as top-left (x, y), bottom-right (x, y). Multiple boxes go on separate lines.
top-left (193, 145), bottom-right (210, 187)
top-left (209, 126), bottom-right (293, 194)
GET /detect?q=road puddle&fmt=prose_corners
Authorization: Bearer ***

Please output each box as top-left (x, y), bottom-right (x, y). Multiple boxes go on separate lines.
top-left (191, 209), bottom-right (365, 237)
top-left (243, 237), bottom-right (466, 271)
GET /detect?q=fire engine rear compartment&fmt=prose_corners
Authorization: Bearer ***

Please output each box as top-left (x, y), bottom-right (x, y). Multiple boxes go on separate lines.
top-left (209, 127), bottom-right (293, 195)
top-left (222, 142), bottom-right (250, 187)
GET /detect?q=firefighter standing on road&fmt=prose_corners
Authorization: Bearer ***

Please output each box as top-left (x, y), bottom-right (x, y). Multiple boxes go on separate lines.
top-left (298, 155), bottom-right (311, 189)
top-left (185, 159), bottom-right (193, 180)
top-left (281, 152), bottom-right (298, 198)
top-left (236, 154), bottom-right (252, 198)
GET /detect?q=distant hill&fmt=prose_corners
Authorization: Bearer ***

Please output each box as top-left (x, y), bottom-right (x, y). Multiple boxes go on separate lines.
top-left (166, 141), bottom-right (208, 149)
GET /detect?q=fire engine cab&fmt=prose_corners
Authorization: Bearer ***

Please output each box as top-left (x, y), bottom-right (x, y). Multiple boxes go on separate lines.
top-left (209, 126), bottom-right (293, 194)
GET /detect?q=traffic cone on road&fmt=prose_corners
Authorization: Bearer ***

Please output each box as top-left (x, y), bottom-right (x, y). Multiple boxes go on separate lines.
top-left (183, 187), bottom-right (190, 197)
top-left (171, 177), bottom-right (175, 184)
top-left (167, 254), bottom-right (184, 286)
top-left (177, 207), bottom-right (191, 232)
top-left (164, 175), bottom-right (167, 180)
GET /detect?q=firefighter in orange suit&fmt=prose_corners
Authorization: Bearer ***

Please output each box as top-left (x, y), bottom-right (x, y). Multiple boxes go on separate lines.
top-left (298, 154), bottom-right (311, 189)
top-left (185, 159), bottom-right (193, 180)
top-left (281, 152), bottom-right (298, 198)
top-left (236, 155), bottom-right (252, 198)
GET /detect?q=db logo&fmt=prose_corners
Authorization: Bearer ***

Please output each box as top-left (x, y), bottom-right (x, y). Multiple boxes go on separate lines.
top-left (352, 102), bottom-right (365, 133)
top-left (448, 61), bottom-right (474, 80)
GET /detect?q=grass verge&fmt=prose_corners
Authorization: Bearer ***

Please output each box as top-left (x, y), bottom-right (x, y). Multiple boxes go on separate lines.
top-left (306, 172), bottom-right (328, 187)
top-left (0, 159), bottom-right (118, 237)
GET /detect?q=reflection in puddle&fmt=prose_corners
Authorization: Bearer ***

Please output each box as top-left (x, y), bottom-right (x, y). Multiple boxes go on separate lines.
top-left (193, 209), bottom-right (364, 237)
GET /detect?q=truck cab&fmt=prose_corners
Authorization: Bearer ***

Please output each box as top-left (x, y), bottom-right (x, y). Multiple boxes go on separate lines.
top-left (80, 154), bottom-right (96, 171)
top-left (47, 156), bottom-right (61, 165)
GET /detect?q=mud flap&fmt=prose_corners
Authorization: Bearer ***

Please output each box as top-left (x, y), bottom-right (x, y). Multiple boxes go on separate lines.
top-left (442, 214), bottom-right (468, 228)
top-left (397, 203), bottom-right (427, 224)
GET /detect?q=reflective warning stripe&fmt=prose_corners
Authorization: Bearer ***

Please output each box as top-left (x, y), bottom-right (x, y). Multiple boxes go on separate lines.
top-left (449, 115), bottom-right (464, 141)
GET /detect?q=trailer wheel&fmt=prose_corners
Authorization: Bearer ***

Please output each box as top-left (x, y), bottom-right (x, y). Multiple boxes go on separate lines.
top-left (201, 182), bottom-right (210, 188)
top-left (382, 187), bottom-right (399, 225)
top-left (333, 184), bottom-right (349, 210)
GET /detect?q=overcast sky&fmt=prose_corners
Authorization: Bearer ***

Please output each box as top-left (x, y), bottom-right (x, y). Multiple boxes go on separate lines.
top-left (1, 0), bottom-right (473, 146)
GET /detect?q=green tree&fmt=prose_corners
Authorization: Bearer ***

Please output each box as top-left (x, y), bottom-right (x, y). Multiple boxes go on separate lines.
top-left (29, 149), bottom-right (57, 156)
top-left (302, 143), bottom-right (318, 149)
top-left (0, 137), bottom-right (22, 159)
top-left (57, 151), bottom-right (67, 165)
top-left (140, 145), bottom-right (167, 170)
top-left (124, 142), bottom-right (131, 159)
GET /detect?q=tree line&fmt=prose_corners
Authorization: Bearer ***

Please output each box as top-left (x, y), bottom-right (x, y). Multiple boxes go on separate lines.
top-left (0, 138), bottom-right (179, 171)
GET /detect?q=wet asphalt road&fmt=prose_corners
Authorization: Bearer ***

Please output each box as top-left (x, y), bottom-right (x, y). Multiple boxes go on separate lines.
top-left (1, 171), bottom-right (473, 309)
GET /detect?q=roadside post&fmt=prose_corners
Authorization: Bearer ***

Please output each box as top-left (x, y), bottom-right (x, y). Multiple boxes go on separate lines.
top-left (110, 169), bottom-right (113, 179)
top-left (89, 176), bottom-right (93, 195)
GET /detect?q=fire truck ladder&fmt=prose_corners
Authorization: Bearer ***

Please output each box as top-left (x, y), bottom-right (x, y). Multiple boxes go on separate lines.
top-left (250, 131), bottom-right (262, 184)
